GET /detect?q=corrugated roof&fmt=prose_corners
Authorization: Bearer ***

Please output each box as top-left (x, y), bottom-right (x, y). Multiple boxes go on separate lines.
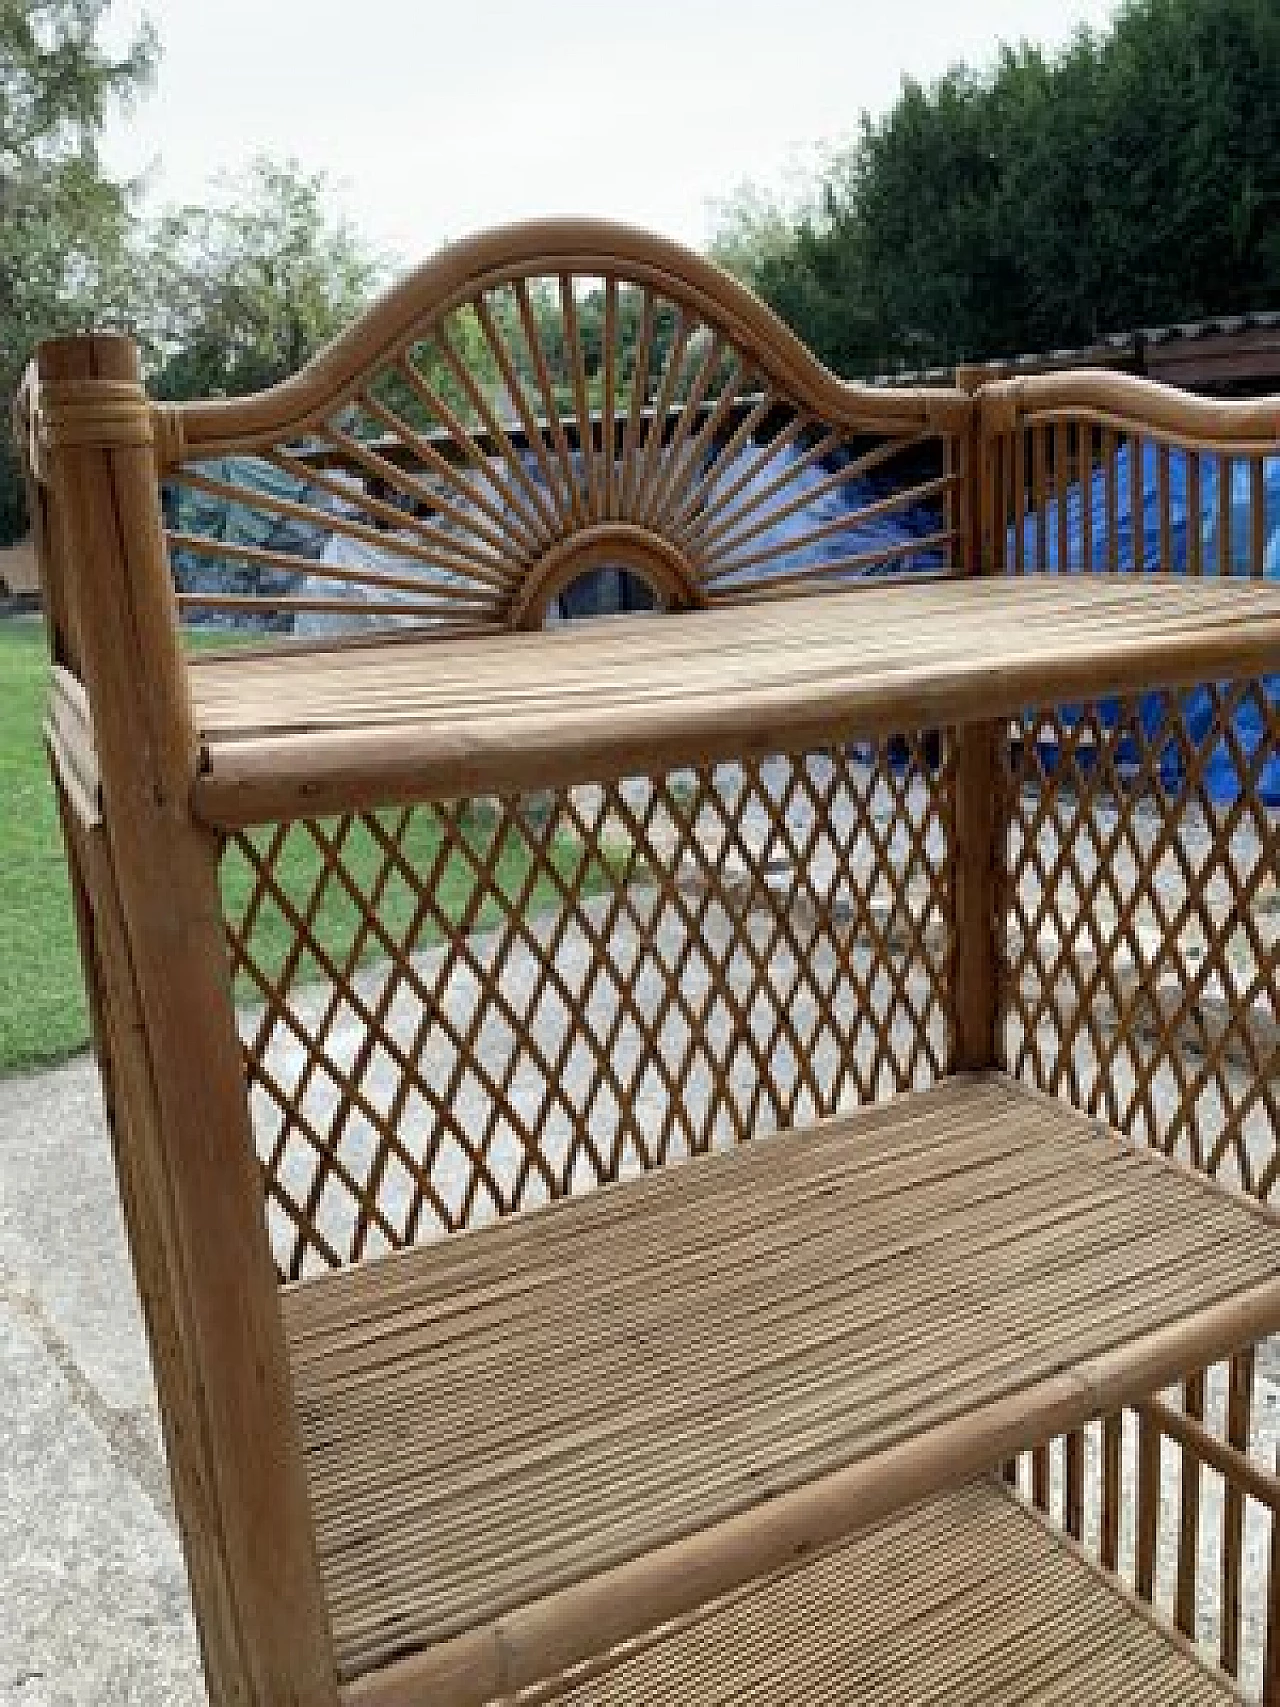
top-left (875, 309), bottom-right (1280, 390)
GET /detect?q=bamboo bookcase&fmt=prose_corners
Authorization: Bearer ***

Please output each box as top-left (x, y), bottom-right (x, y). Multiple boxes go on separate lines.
top-left (13, 221), bottom-right (1280, 1704)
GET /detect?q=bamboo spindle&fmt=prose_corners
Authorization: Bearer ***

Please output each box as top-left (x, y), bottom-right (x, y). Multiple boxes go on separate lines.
top-left (950, 373), bottom-right (1001, 1074)
top-left (1222, 1349), bottom-right (1255, 1677)
top-left (1174, 1369), bottom-right (1205, 1638)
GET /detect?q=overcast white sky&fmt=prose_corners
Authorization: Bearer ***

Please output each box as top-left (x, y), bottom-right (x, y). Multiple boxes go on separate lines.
top-left (99, 0), bottom-right (1121, 268)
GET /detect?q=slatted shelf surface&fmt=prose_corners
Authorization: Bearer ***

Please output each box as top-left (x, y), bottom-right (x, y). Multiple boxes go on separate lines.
top-left (188, 574), bottom-right (1280, 825)
top-left (536, 1481), bottom-right (1242, 1706)
top-left (281, 1075), bottom-right (1280, 1685)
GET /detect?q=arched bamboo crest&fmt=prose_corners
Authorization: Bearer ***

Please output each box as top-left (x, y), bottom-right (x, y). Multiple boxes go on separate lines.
top-left (154, 220), bottom-right (968, 632)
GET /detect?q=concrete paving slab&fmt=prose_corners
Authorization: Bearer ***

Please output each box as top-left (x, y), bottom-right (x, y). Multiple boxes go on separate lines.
top-left (0, 1057), bottom-right (164, 1430)
top-left (0, 1060), bottom-right (203, 1706)
top-left (0, 1301), bottom-right (202, 1706)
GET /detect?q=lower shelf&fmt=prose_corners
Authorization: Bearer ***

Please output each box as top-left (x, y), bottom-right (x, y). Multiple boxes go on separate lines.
top-left (282, 1074), bottom-right (1280, 1700)
top-left (536, 1479), bottom-right (1242, 1705)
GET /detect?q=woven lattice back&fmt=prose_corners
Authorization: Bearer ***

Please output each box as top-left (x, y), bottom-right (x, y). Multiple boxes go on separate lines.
top-left (223, 737), bottom-right (956, 1277)
top-left (154, 221), bottom-right (965, 636)
top-left (986, 376), bottom-right (1279, 1196)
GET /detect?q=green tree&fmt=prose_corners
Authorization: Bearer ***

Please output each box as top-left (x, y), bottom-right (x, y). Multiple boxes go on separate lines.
top-left (707, 184), bottom-right (799, 286)
top-left (1, 0), bottom-right (156, 541)
top-left (146, 157), bottom-right (384, 401)
top-left (718, 0), bottom-right (1280, 376)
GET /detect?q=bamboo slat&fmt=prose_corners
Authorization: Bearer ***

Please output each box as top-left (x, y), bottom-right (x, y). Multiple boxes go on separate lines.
top-left (1033, 1443), bottom-right (1051, 1513)
top-left (281, 1074), bottom-right (1280, 1685)
top-left (184, 575), bottom-right (1280, 827)
top-left (1081, 425), bottom-right (1095, 569)
top-left (1175, 1370), bottom-right (1206, 1637)
top-left (1130, 431), bottom-right (1144, 568)
top-left (1101, 1412), bottom-right (1123, 1570)
top-left (1065, 1427), bottom-right (1085, 1540)
top-left (1222, 1350), bottom-right (1255, 1676)
top-left (1136, 1408), bottom-right (1161, 1605)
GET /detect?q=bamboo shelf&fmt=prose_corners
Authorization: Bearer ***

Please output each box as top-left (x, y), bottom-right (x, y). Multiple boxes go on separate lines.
top-left (15, 219), bottom-right (1280, 1706)
top-left (185, 573), bottom-right (1280, 825)
top-left (287, 1075), bottom-right (1280, 1700)
top-left (536, 1481), bottom-right (1244, 1706)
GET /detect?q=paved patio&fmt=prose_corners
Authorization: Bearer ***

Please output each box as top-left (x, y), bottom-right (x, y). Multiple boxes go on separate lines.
top-left (0, 1056), bottom-right (203, 1707)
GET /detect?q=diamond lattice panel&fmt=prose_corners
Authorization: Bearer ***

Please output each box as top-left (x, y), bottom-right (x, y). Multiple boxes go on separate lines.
top-left (221, 738), bottom-right (956, 1277)
top-left (1000, 679), bottom-right (1279, 1198)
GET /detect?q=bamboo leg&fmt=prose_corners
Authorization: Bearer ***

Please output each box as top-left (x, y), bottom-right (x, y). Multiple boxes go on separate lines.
top-left (34, 333), bottom-right (337, 1706)
top-left (951, 393), bottom-right (1001, 1073)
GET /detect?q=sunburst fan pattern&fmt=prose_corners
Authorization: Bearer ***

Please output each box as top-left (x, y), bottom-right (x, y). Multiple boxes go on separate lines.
top-left (160, 232), bottom-right (963, 635)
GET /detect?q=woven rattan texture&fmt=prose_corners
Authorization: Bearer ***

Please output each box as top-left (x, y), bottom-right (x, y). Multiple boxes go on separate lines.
top-left (223, 735), bottom-right (955, 1278)
top-left (995, 416), bottom-right (1278, 1196)
top-left (534, 1482), bottom-right (1241, 1705)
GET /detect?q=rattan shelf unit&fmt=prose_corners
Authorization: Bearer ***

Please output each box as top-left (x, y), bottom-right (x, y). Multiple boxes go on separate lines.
top-left (15, 219), bottom-right (1280, 1706)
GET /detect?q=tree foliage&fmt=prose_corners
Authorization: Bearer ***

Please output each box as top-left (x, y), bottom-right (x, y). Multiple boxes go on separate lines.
top-left (7, 0), bottom-right (1280, 546)
top-left (146, 158), bottom-right (384, 401)
top-left (0, 8), bottom-right (386, 543)
top-left (1, 0), bottom-right (156, 539)
top-left (718, 0), bottom-right (1280, 376)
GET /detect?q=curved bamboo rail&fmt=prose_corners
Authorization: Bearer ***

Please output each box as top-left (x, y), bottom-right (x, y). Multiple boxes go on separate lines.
top-left (133, 219), bottom-right (974, 634)
top-left (161, 219), bottom-right (969, 459)
top-left (982, 366), bottom-right (1280, 454)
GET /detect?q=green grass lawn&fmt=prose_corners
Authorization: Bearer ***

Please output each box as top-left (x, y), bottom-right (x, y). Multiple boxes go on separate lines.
top-left (0, 618), bottom-right (626, 1076)
top-left (0, 618), bottom-right (90, 1071)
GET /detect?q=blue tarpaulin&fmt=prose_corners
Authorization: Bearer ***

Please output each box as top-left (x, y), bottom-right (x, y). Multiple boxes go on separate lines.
top-left (1012, 442), bottom-right (1280, 805)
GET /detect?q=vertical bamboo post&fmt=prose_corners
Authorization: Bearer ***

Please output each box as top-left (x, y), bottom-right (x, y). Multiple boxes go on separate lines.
top-left (1032, 1443), bottom-right (1051, 1513)
top-left (951, 370), bottom-right (1001, 1073)
top-left (1064, 1428), bottom-right (1085, 1540)
top-left (31, 334), bottom-right (338, 1706)
top-left (12, 363), bottom-right (80, 672)
top-left (1174, 1369), bottom-right (1205, 1637)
